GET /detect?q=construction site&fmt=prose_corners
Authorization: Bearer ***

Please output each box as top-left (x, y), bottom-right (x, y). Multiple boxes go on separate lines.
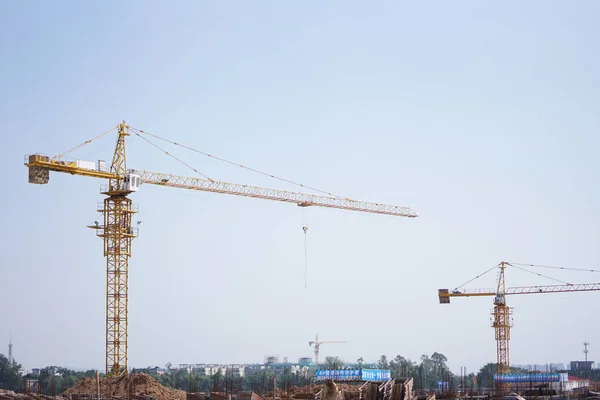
top-left (6, 123), bottom-right (598, 400)
top-left (0, 373), bottom-right (420, 400)
top-left (4, 3), bottom-right (600, 400)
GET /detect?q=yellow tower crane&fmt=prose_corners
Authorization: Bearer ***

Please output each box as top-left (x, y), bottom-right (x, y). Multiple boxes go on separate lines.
top-left (438, 261), bottom-right (600, 394)
top-left (25, 121), bottom-right (417, 377)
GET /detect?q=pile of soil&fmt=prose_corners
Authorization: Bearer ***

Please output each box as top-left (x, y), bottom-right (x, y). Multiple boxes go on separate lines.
top-left (64, 373), bottom-right (186, 400)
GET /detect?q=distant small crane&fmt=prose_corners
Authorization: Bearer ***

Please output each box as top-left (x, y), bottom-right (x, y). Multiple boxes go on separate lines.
top-left (309, 334), bottom-right (347, 369)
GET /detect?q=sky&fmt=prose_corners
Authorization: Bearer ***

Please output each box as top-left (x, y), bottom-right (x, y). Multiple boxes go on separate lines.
top-left (1, 1), bottom-right (600, 375)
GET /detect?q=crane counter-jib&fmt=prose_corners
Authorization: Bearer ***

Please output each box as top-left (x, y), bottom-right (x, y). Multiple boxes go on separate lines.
top-left (438, 283), bottom-right (600, 303)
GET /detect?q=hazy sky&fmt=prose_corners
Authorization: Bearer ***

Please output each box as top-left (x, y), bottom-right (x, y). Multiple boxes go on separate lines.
top-left (1, 1), bottom-right (600, 375)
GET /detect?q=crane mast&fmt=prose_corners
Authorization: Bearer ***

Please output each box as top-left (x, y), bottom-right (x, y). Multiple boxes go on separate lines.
top-left (96, 122), bottom-right (138, 375)
top-left (25, 122), bottom-right (416, 376)
top-left (492, 262), bottom-right (512, 390)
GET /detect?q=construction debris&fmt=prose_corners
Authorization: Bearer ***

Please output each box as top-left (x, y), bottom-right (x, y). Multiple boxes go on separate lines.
top-left (359, 382), bottom-right (379, 400)
top-left (391, 378), bottom-right (414, 400)
top-left (414, 395), bottom-right (435, 400)
top-left (238, 392), bottom-right (266, 400)
top-left (358, 378), bottom-right (414, 400)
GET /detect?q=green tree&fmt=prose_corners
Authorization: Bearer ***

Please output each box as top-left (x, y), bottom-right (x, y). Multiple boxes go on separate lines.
top-left (431, 352), bottom-right (449, 386)
top-left (357, 357), bottom-right (364, 370)
top-left (245, 370), bottom-right (275, 394)
top-left (390, 355), bottom-right (417, 379)
top-left (212, 370), bottom-right (224, 392)
top-left (325, 356), bottom-right (344, 370)
top-left (378, 355), bottom-right (389, 369)
top-left (0, 354), bottom-right (21, 391)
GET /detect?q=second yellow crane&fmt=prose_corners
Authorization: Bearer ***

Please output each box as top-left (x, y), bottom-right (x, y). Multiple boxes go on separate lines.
top-left (439, 261), bottom-right (600, 393)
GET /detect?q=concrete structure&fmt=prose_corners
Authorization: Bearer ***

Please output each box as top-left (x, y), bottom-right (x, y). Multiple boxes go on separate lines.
top-left (570, 361), bottom-right (595, 371)
top-left (228, 364), bottom-right (245, 377)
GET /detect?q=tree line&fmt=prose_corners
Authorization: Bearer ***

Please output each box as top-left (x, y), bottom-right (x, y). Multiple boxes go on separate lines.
top-left (1, 352), bottom-right (579, 395)
top-left (0, 354), bottom-right (99, 395)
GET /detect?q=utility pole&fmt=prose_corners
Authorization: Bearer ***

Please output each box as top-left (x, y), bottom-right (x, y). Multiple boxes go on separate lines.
top-left (96, 370), bottom-right (101, 400)
top-left (51, 368), bottom-right (56, 396)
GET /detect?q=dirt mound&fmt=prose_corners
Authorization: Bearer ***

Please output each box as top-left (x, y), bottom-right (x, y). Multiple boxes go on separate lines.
top-left (64, 373), bottom-right (186, 400)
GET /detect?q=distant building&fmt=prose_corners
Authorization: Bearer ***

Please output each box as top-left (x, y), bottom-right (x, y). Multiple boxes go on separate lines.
top-left (298, 357), bottom-right (312, 366)
top-left (139, 366), bottom-right (167, 375)
top-left (228, 365), bottom-right (245, 377)
top-left (551, 363), bottom-right (566, 371)
top-left (570, 361), bottom-right (595, 371)
top-left (174, 363), bottom-right (229, 376)
top-left (265, 356), bottom-right (279, 365)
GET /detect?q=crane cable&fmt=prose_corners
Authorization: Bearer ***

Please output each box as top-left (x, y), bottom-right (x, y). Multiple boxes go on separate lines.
top-left (131, 131), bottom-right (214, 181)
top-left (453, 260), bottom-right (595, 291)
top-left (131, 126), bottom-right (324, 290)
top-left (509, 264), bottom-right (572, 286)
top-left (128, 126), bottom-right (345, 199)
top-left (510, 262), bottom-right (600, 273)
top-left (454, 264), bottom-right (498, 290)
top-left (51, 125), bottom-right (119, 161)
top-left (303, 209), bottom-right (309, 289)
